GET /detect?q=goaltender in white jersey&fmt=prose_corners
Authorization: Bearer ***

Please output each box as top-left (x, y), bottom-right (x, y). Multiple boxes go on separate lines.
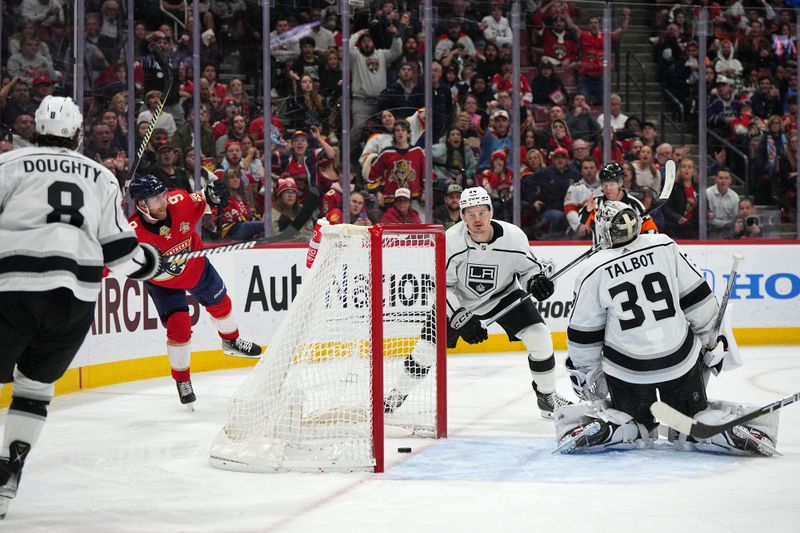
top-left (554, 200), bottom-right (778, 456)
top-left (0, 96), bottom-right (164, 519)
top-left (384, 187), bottom-right (573, 419)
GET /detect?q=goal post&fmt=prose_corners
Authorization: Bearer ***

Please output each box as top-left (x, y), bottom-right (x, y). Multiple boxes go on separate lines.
top-left (209, 223), bottom-right (447, 473)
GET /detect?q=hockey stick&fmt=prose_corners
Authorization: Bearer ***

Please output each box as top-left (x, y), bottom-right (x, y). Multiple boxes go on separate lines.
top-left (165, 225), bottom-right (299, 264)
top-left (707, 252), bottom-right (744, 348)
top-left (650, 392), bottom-right (800, 439)
top-left (164, 189), bottom-right (319, 264)
top-left (126, 43), bottom-right (173, 182)
top-left (483, 294), bottom-right (534, 327)
top-left (482, 162), bottom-right (678, 322)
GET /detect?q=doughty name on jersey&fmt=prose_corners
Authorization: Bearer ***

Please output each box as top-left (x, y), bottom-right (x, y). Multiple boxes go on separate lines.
top-left (21, 157), bottom-right (103, 181)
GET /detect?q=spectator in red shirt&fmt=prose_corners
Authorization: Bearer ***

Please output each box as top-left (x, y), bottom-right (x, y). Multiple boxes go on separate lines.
top-left (381, 187), bottom-right (422, 224)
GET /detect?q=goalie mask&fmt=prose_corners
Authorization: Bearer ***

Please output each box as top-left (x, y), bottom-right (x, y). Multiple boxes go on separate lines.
top-left (596, 200), bottom-right (641, 249)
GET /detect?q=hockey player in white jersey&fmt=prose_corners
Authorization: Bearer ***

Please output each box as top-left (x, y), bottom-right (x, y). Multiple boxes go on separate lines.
top-left (384, 187), bottom-right (573, 419)
top-left (0, 96), bottom-right (166, 519)
top-left (556, 200), bottom-right (778, 455)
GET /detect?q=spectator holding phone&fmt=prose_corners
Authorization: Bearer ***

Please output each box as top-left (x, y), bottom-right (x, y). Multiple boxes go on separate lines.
top-left (731, 197), bottom-right (762, 239)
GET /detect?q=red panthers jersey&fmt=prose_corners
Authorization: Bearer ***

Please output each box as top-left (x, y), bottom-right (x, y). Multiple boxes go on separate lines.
top-left (129, 190), bottom-right (207, 289)
top-left (366, 145), bottom-right (425, 203)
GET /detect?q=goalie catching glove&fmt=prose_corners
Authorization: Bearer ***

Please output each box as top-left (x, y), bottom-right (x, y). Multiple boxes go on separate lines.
top-left (450, 308), bottom-right (488, 345)
top-left (528, 273), bottom-right (554, 301)
top-left (204, 179), bottom-right (230, 209)
top-left (565, 357), bottom-right (608, 401)
top-left (702, 335), bottom-right (740, 377)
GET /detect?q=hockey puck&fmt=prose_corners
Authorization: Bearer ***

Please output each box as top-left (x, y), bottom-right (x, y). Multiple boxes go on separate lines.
top-left (397, 447), bottom-right (412, 453)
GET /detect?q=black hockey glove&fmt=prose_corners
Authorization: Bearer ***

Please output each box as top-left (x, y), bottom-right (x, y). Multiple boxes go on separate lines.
top-left (449, 308), bottom-right (488, 345)
top-left (204, 179), bottom-right (230, 209)
top-left (528, 273), bottom-right (554, 301)
top-left (128, 243), bottom-right (168, 281)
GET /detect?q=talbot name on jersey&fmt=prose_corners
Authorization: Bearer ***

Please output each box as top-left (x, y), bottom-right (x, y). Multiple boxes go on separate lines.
top-left (23, 158), bottom-right (103, 181)
top-left (604, 251), bottom-right (656, 279)
top-left (466, 264), bottom-right (497, 296)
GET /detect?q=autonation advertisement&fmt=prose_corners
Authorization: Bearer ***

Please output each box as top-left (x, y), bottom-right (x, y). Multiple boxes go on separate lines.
top-left (70, 242), bottom-right (800, 368)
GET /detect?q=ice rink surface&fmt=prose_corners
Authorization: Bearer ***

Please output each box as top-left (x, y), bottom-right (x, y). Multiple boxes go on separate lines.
top-left (2, 346), bottom-right (798, 533)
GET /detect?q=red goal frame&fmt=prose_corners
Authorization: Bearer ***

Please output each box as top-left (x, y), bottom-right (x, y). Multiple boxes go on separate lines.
top-left (369, 224), bottom-right (448, 473)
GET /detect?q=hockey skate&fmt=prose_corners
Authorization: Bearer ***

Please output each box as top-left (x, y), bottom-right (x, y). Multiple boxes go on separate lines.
top-left (222, 337), bottom-right (262, 358)
top-left (0, 441), bottom-right (31, 520)
top-left (383, 390), bottom-right (409, 414)
top-left (729, 425), bottom-right (779, 457)
top-left (553, 421), bottom-right (607, 454)
top-left (176, 380), bottom-right (196, 410)
top-left (532, 381), bottom-right (573, 419)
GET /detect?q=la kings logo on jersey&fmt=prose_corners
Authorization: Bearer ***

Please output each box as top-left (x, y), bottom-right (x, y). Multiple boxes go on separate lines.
top-left (466, 264), bottom-right (497, 297)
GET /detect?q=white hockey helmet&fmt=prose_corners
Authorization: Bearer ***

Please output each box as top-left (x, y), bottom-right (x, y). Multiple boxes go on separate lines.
top-left (35, 95), bottom-right (83, 140)
top-left (459, 186), bottom-right (493, 215)
top-left (596, 200), bottom-right (641, 249)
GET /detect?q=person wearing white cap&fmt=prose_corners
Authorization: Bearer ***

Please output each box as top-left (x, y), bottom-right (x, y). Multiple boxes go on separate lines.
top-left (708, 76), bottom-right (741, 133)
top-left (379, 187), bottom-right (422, 224)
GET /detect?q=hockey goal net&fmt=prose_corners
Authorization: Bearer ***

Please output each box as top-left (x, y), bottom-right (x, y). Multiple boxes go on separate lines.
top-left (209, 223), bottom-right (446, 473)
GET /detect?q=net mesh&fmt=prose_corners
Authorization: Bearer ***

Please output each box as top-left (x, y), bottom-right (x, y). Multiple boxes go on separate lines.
top-left (209, 224), bottom-right (441, 472)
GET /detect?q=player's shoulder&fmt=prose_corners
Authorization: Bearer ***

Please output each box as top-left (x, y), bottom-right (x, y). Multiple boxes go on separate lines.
top-left (445, 222), bottom-right (469, 257)
top-left (494, 219), bottom-right (528, 242)
top-left (635, 232), bottom-right (675, 249)
top-left (621, 191), bottom-right (646, 211)
top-left (168, 189), bottom-right (204, 205)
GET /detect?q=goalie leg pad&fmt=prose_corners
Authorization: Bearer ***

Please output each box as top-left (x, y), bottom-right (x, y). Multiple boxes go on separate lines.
top-left (671, 399), bottom-right (779, 456)
top-left (554, 401), bottom-right (650, 453)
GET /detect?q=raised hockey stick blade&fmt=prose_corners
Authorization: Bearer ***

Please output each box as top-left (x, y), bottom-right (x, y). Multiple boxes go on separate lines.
top-left (127, 43), bottom-right (173, 182)
top-left (650, 391), bottom-right (800, 439)
top-left (642, 159), bottom-right (675, 217)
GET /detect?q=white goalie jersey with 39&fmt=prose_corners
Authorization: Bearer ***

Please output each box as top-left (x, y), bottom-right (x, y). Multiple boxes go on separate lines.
top-left (567, 233), bottom-right (719, 385)
top-left (0, 147), bottom-right (147, 301)
top-left (445, 220), bottom-right (547, 317)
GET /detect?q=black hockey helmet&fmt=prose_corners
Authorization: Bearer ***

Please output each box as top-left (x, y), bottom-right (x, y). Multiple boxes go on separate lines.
top-left (599, 162), bottom-right (624, 182)
top-left (129, 174), bottom-right (167, 202)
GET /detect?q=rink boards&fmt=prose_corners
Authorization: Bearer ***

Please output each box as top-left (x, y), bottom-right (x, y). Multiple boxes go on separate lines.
top-left (2, 241), bottom-right (798, 406)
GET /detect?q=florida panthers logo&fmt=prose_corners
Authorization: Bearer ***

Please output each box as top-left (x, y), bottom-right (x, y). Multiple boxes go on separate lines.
top-left (466, 264), bottom-right (497, 297)
top-left (389, 159), bottom-right (415, 188)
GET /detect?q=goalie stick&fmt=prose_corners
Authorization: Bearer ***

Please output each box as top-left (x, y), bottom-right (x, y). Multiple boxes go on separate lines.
top-left (707, 252), bottom-right (744, 348)
top-left (650, 391), bottom-right (800, 439)
top-left (126, 42), bottom-right (173, 183)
